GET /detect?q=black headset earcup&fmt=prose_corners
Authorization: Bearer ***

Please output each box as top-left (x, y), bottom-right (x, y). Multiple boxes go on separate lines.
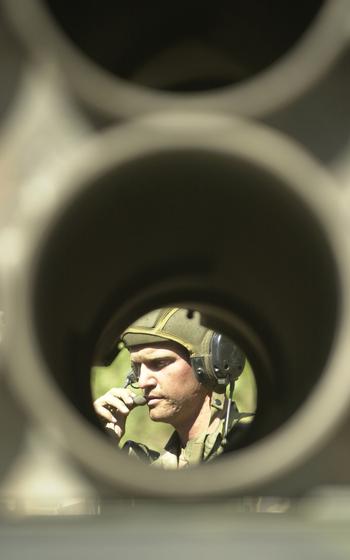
top-left (210, 333), bottom-right (245, 385)
top-left (190, 333), bottom-right (245, 389)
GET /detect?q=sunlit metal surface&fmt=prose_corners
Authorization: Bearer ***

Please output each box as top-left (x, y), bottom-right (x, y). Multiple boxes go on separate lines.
top-left (1, 0), bottom-right (350, 555)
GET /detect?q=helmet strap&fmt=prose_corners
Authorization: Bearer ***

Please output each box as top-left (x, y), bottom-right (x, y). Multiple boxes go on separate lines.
top-left (210, 390), bottom-right (226, 423)
top-left (223, 380), bottom-right (235, 438)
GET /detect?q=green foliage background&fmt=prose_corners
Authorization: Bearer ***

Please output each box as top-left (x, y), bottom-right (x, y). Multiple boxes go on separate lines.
top-left (91, 348), bottom-right (256, 452)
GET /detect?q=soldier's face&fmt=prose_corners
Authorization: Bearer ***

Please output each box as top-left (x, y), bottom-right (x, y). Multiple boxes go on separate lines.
top-left (130, 342), bottom-right (208, 428)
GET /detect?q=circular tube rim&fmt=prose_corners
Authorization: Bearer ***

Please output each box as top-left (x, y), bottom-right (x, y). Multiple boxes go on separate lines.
top-left (1, 113), bottom-right (350, 497)
top-left (2, 0), bottom-right (350, 118)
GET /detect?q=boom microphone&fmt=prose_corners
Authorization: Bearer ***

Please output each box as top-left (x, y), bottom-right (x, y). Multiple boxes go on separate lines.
top-left (123, 371), bottom-right (146, 406)
top-left (132, 395), bottom-right (147, 407)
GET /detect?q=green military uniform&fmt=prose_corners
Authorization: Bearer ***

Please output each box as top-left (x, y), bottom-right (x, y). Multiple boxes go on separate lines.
top-left (123, 404), bottom-right (248, 469)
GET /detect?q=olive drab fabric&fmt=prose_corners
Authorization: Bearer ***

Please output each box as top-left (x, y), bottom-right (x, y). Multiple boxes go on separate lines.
top-left (122, 307), bottom-right (214, 357)
top-left (123, 405), bottom-right (244, 469)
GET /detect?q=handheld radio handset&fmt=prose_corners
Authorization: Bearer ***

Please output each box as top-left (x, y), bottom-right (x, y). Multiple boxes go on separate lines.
top-left (123, 370), bottom-right (147, 406)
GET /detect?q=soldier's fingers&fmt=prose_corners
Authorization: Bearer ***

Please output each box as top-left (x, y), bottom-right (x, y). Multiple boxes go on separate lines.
top-left (102, 395), bottom-right (130, 415)
top-left (94, 404), bottom-right (117, 424)
top-left (107, 388), bottom-right (134, 406)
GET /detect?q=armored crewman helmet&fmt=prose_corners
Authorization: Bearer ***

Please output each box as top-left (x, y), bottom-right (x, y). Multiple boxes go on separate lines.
top-left (121, 307), bottom-right (245, 392)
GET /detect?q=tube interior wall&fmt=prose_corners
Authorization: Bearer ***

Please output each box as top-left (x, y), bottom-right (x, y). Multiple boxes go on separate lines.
top-left (45, 0), bottom-right (324, 91)
top-left (32, 148), bottom-right (339, 443)
top-left (0, 17), bottom-right (23, 122)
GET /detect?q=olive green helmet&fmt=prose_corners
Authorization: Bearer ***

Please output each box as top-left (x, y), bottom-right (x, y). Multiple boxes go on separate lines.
top-left (121, 307), bottom-right (245, 391)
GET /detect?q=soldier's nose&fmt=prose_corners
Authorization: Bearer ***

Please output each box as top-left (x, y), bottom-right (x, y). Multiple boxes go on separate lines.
top-left (138, 365), bottom-right (157, 389)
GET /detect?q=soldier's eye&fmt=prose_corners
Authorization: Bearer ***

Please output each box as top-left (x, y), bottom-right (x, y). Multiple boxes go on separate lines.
top-left (131, 362), bottom-right (141, 379)
top-left (152, 359), bottom-right (171, 370)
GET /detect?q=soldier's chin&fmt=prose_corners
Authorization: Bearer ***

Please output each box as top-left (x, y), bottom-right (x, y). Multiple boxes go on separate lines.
top-left (149, 407), bottom-right (166, 421)
top-left (148, 402), bottom-right (172, 422)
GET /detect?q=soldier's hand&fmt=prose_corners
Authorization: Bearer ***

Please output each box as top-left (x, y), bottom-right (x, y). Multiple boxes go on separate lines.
top-left (93, 388), bottom-right (136, 441)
